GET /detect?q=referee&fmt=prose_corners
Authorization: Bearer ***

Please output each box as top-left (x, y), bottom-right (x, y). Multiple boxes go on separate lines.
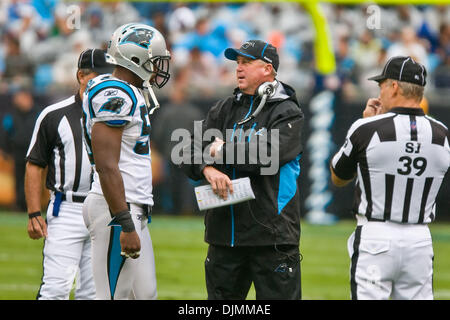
top-left (25, 49), bottom-right (112, 299)
top-left (330, 56), bottom-right (450, 300)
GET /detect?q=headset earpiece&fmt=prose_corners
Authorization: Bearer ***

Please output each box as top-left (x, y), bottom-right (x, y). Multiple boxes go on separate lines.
top-left (257, 80), bottom-right (278, 98)
top-left (238, 80), bottom-right (279, 125)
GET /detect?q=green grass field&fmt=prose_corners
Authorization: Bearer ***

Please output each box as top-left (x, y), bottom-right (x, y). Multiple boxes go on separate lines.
top-left (1, 211), bottom-right (450, 300)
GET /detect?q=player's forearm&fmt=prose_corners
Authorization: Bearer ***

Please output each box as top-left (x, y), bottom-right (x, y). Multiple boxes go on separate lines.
top-left (91, 122), bottom-right (128, 214)
top-left (96, 166), bottom-right (128, 214)
top-left (24, 162), bottom-right (44, 213)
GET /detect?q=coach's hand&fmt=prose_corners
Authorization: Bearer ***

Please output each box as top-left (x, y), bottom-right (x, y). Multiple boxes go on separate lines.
top-left (202, 166), bottom-right (233, 200)
top-left (363, 98), bottom-right (383, 118)
top-left (209, 137), bottom-right (225, 159)
top-left (120, 231), bottom-right (141, 259)
top-left (27, 216), bottom-right (48, 240)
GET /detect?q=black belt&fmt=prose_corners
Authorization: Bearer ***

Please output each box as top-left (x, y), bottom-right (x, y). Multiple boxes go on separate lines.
top-left (52, 192), bottom-right (86, 216)
top-left (61, 194), bottom-right (87, 203)
top-left (367, 217), bottom-right (386, 222)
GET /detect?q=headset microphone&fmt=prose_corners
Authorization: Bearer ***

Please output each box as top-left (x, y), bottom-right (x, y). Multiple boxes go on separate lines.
top-left (238, 80), bottom-right (278, 125)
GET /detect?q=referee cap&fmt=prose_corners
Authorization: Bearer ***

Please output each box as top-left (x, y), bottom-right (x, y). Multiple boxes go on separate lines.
top-left (368, 56), bottom-right (427, 86)
top-left (78, 48), bottom-right (114, 74)
top-left (224, 40), bottom-right (279, 71)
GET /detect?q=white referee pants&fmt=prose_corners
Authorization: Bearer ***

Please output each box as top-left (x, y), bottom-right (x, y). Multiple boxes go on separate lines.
top-left (82, 193), bottom-right (157, 300)
top-left (348, 216), bottom-right (434, 300)
top-left (38, 200), bottom-right (95, 300)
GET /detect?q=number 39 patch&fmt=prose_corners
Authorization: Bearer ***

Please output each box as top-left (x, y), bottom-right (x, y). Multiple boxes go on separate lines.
top-left (397, 142), bottom-right (427, 176)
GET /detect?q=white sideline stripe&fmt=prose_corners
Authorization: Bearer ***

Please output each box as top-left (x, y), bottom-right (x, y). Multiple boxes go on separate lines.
top-left (0, 284), bottom-right (39, 291)
top-left (1, 285), bottom-right (449, 300)
top-left (0, 284), bottom-right (207, 297)
top-left (156, 290), bottom-right (206, 299)
top-left (435, 290), bottom-right (450, 299)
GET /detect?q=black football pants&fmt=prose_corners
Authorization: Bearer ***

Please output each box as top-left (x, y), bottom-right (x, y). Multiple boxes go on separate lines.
top-left (205, 244), bottom-right (301, 300)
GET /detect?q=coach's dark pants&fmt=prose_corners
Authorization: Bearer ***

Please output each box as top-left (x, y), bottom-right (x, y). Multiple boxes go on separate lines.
top-left (205, 244), bottom-right (301, 300)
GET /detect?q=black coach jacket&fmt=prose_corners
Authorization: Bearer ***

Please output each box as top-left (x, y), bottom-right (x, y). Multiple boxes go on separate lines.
top-left (183, 81), bottom-right (304, 247)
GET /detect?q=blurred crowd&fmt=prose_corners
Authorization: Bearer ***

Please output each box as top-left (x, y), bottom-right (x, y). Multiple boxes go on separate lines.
top-left (0, 1), bottom-right (449, 213)
top-left (0, 1), bottom-right (448, 100)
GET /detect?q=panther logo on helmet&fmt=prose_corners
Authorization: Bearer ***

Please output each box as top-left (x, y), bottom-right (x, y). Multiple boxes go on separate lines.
top-left (120, 28), bottom-right (154, 49)
top-left (106, 23), bottom-right (171, 88)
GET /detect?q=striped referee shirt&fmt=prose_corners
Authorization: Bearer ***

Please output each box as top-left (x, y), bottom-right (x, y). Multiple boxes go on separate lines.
top-left (26, 94), bottom-right (91, 197)
top-left (332, 107), bottom-right (450, 224)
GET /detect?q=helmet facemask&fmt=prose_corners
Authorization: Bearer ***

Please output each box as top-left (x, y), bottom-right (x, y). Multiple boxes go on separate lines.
top-left (143, 55), bottom-right (170, 89)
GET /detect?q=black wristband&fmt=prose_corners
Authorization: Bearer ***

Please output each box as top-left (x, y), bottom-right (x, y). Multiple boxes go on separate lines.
top-left (28, 211), bottom-right (41, 219)
top-left (114, 210), bottom-right (135, 233)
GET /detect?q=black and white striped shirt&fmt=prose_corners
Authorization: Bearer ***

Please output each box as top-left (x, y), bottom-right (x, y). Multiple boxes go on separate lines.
top-left (26, 94), bottom-right (91, 197)
top-left (332, 107), bottom-right (450, 224)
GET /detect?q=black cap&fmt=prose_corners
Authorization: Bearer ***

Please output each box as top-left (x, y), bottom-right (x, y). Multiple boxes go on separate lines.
top-left (224, 40), bottom-right (279, 71)
top-left (368, 56), bottom-right (427, 86)
top-left (77, 48), bottom-right (114, 74)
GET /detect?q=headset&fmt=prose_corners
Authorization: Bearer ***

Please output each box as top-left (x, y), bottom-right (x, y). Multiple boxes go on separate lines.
top-left (237, 80), bottom-right (278, 125)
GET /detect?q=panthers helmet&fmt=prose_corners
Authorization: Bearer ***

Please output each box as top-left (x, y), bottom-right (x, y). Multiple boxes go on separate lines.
top-left (106, 23), bottom-right (171, 88)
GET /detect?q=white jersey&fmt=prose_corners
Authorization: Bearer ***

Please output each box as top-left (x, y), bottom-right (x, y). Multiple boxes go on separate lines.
top-left (82, 74), bottom-right (153, 205)
top-left (332, 107), bottom-right (449, 224)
